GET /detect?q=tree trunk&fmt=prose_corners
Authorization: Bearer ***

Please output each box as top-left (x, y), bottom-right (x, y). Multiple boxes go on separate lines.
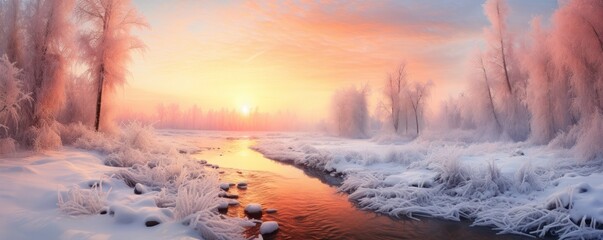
top-left (413, 106), bottom-right (419, 135)
top-left (496, 3), bottom-right (513, 95)
top-left (94, 65), bottom-right (105, 131)
top-left (481, 56), bottom-right (502, 131)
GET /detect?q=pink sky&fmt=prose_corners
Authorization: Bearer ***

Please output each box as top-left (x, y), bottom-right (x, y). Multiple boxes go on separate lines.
top-left (121, 0), bottom-right (557, 121)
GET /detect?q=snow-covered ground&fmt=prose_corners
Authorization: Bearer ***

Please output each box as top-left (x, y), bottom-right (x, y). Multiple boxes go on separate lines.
top-left (0, 124), bottom-right (254, 240)
top-left (252, 131), bottom-right (603, 239)
top-left (3, 127), bottom-right (603, 239)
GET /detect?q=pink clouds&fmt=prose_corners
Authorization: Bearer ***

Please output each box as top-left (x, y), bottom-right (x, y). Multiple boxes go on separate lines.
top-left (127, 0), bottom-right (557, 120)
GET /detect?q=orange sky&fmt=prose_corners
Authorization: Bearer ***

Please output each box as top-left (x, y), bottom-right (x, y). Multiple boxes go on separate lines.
top-left (121, 0), bottom-right (557, 122)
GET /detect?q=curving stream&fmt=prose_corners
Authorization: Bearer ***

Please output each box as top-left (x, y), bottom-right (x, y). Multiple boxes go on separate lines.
top-left (193, 135), bottom-right (528, 240)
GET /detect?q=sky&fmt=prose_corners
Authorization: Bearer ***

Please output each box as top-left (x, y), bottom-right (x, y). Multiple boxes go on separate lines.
top-left (122, 0), bottom-right (558, 122)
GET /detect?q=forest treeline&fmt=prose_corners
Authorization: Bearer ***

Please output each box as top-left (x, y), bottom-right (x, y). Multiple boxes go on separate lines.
top-left (329, 0), bottom-right (603, 160)
top-left (118, 103), bottom-right (306, 131)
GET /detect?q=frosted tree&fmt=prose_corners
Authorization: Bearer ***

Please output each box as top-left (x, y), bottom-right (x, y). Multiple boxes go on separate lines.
top-left (406, 80), bottom-right (432, 135)
top-left (21, 0), bottom-right (76, 149)
top-left (549, 0), bottom-right (603, 159)
top-left (483, 0), bottom-right (529, 141)
top-left (331, 85), bottom-right (369, 138)
top-left (522, 18), bottom-right (558, 144)
top-left (0, 55), bottom-right (31, 135)
top-left (27, 0), bottom-right (76, 120)
top-left (550, 0), bottom-right (603, 119)
top-left (76, 0), bottom-right (148, 131)
top-left (383, 63), bottom-right (408, 134)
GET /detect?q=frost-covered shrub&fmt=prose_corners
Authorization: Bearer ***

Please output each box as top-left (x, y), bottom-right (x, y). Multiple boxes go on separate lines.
top-left (0, 55), bottom-right (31, 132)
top-left (574, 112), bottom-right (603, 161)
top-left (119, 122), bottom-right (158, 152)
top-left (431, 152), bottom-right (469, 190)
top-left (58, 184), bottom-right (108, 215)
top-left (188, 210), bottom-right (252, 240)
top-left (0, 137), bottom-right (16, 154)
top-left (459, 161), bottom-right (511, 199)
top-left (106, 147), bottom-right (146, 167)
top-left (515, 163), bottom-right (542, 194)
top-left (59, 122), bottom-right (94, 145)
top-left (340, 172), bottom-right (383, 193)
top-left (31, 124), bottom-right (62, 151)
top-left (174, 177), bottom-right (221, 219)
top-left (330, 85), bottom-right (369, 138)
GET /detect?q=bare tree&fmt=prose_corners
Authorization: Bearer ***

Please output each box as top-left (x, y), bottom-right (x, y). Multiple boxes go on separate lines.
top-left (479, 54), bottom-right (502, 132)
top-left (383, 63), bottom-right (408, 134)
top-left (76, 0), bottom-right (148, 131)
top-left (407, 81), bottom-right (432, 135)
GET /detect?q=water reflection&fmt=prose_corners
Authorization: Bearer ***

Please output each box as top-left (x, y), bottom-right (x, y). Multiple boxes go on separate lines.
top-left (194, 136), bottom-right (529, 240)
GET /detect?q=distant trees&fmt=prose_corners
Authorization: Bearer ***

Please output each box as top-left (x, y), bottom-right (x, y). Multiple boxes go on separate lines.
top-left (116, 103), bottom-right (305, 132)
top-left (77, 0), bottom-right (148, 132)
top-left (407, 80), bottom-right (432, 135)
top-left (384, 63), bottom-right (407, 134)
top-left (331, 85), bottom-right (369, 138)
top-left (382, 63), bottom-right (432, 137)
top-left (439, 0), bottom-right (603, 159)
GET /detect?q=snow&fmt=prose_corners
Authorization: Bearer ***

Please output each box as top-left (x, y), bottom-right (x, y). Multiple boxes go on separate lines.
top-left (253, 131), bottom-right (603, 238)
top-left (259, 221), bottom-right (279, 235)
top-left (0, 149), bottom-right (194, 239)
top-left (3, 126), bottom-right (603, 239)
top-left (0, 125), bottom-right (254, 240)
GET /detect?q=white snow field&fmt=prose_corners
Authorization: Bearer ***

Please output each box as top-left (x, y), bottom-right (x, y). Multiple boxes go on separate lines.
top-left (252, 131), bottom-right (603, 239)
top-left (0, 124), bottom-right (253, 240)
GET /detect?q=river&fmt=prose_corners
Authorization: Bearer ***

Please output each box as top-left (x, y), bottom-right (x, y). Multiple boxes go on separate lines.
top-left (189, 134), bottom-right (528, 240)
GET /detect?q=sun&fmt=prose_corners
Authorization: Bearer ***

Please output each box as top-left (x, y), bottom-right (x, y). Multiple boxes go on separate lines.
top-left (240, 105), bottom-right (251, 116)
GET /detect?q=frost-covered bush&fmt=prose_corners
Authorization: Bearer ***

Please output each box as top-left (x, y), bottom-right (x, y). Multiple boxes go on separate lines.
top-left (59, 122), bottom-right (94, 145)
top-left (0, 137), bottom-right (16, 154)
top-left (330, 85), bottom-right (369, 138)
top-left (430, 150), bottom-right (469, 190)
top-left (573, 112), bottom-right (603, 161)
top-left (340, 172), bottom-right (383, 193)
top-left (188, 210), bottom-right (252, 240)
top-left (174, 178), bottom-right (221, 219)
top-left (119, 122), bottom-right (158, 152)
top-left (515, 163), bottom-right (542, 194)
top-left (0, 54), bottom-right (31, 136)
top-left (30, 123), bottom-right (63, 151)
top-left (58, 184), bottom-right (108, 215)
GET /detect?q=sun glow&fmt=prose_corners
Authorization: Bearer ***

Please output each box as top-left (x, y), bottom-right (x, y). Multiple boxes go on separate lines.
top-left (240, 105), bottom-right (251, 116)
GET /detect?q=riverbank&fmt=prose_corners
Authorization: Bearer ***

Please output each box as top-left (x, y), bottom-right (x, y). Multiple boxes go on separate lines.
top-left (252, 131), bottom-right (603, 239)
top-left (0, 125), bottom-right (253, 240)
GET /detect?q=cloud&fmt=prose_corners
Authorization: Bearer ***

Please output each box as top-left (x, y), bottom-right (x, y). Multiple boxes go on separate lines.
top-left (129, 0), bottom-right (557, 119)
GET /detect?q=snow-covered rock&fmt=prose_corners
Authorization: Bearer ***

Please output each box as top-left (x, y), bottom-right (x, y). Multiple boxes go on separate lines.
top-left (259, 221), bottom-right (279, 234)
top-left (134, 183), bottom-right (147, 194)
top-left (245, 203), bottom-right (262, 213)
